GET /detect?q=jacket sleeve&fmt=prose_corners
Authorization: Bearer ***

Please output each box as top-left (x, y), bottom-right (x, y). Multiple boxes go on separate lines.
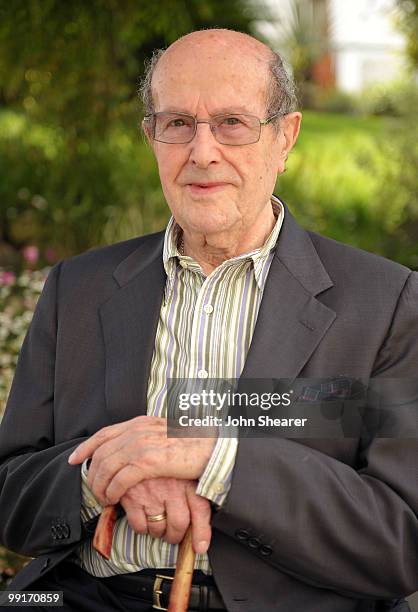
top-left (0, 263), bottom-right (89, 557)
top-left (211, 271), bottom-right (418, 600)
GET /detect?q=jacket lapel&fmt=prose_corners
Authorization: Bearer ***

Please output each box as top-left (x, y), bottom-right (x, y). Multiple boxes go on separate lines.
top-left (98, 232), bottom-right (166, 423)
top-left (241, 205), bottom-right (336, 381)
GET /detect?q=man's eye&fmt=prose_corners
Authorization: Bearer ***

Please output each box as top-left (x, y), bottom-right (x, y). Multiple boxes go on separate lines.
top-left (169, 118), bottom-right (186, 127)
top-left (222, 116), bottom-right (242, 126)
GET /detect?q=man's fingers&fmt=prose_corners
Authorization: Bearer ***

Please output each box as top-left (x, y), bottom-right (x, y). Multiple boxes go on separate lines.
top-left (68, 423), bottom-right (126, 465)
top-left (187, 487), bottom-right (212, 555)
top-left (68, 415), bottom-right (163, 465)
top-left (105, 464), bottom-right (149, 504)
top-left (164, 495), bottom-right (191, 545)
top-left (123, 504), bottom-right (148, 534)
top-left (87, 449), bottom-right (134, 505)
top-left (144, 507), bottom-right (168, 539)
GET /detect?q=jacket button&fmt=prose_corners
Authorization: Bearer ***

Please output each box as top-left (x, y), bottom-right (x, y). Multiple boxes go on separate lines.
top-left (62, 524), bottom-right (70, 539)
top-left (51, 525), bottom-right (57, 539)
top-left (260, 545), bottom-right (273, 556)
top-left (248, 537), bottom-right (261, 549)
top-left (235, 529), bottom-right (249, 541)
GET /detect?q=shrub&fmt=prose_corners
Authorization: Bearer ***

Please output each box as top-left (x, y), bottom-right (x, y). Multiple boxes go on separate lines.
top-left (0, 268), bottom-right (48, 418)
top-left (357, 80), bottom-right (418, 117)
top-left (0, 110), bottom-right (168, 263)
top-left (303, 84), bottom-right (359, 114)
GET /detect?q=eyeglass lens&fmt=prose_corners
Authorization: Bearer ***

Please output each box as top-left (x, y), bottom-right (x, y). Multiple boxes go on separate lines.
top-left (154, 113), bottom-right (261, 145)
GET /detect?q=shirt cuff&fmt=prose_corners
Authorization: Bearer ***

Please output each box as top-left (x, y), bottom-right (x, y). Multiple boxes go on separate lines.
top-left (196, 436), bottom-right (238, 506)
top-left (80, 458), bottom-right (103, 523)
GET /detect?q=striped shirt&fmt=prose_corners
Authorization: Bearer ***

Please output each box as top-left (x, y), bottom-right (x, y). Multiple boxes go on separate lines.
top-left (73, 196), bottom-right (284, 576)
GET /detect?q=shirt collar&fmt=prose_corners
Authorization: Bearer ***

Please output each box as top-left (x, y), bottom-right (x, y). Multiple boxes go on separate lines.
top-left (163, 195), bottom-right (284, 298)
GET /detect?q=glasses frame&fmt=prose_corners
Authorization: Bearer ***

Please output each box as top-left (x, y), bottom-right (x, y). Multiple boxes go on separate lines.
top-left (143, 110), bottom-right (285, 145)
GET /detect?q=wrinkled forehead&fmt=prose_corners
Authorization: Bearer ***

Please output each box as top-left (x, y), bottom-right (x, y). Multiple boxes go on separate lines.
top-left (151, 38), bottom-right (271, 114)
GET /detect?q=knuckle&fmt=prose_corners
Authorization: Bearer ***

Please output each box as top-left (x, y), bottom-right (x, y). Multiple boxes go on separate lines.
top-left (123, 489), bottom-right (141, 506)
top-left (97, 453), bottom-right (112, 469)
top-left (96, 426), bottom-right (112, 441)
top-left (91, 446), bottom-right (110, 466)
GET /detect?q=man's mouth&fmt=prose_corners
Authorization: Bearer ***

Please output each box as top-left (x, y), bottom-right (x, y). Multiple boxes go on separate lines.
top-left (187, 182), bottom-right (228, 193)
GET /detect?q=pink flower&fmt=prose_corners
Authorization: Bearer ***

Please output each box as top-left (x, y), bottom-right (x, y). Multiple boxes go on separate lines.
top-left (22, 245), bottom-right (39, 265)
top-left (0, 271), bottom-right (16, 286)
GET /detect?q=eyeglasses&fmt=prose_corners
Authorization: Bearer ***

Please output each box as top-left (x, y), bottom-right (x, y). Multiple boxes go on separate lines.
top-left (143, 111), bottom-right (284, 145)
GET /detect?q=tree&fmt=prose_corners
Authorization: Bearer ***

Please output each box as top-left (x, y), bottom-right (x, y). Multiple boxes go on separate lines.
top-left (0, 0), bottom-right (270, 263)
top-left (271, 0), bottom-right (333, 103)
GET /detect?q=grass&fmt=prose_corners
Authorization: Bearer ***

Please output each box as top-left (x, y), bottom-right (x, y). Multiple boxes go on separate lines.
top-left (297, 110), bottom-right (384, 139)
top-left (277, 111), bottom-right (388, 252)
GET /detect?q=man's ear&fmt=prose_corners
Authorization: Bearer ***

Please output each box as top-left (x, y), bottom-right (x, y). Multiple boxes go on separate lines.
top-left (277, 112), bottom-right (302, 173)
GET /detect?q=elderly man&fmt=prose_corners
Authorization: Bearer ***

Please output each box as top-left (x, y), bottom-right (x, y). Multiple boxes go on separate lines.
top-left (0, 28), bottom-right (417, 612)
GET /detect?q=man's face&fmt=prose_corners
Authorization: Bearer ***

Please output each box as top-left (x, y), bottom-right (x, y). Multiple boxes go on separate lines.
top-left (147, 35), bottom-right (300, 239)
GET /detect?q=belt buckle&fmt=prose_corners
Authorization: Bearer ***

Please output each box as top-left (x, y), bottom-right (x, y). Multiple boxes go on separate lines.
top-left (153, 573), bottom-right (174, 611)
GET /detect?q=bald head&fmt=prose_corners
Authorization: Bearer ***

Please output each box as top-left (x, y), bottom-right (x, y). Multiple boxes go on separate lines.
top-left (139, 28), bottom-right (297, 119)
top-left (158, 29), bottom-right (273, 73)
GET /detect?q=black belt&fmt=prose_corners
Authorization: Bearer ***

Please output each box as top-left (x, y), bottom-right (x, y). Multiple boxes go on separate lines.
top-left (100, 568), bottom-right (226, 611)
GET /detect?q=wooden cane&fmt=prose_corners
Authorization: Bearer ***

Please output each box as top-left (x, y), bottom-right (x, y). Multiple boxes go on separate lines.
top-left (167, 524), bottom-right (195, 612)
top-left (92, 505), bottom-right (117, 559)
top-left (93, 509), bottom-right (196, 611)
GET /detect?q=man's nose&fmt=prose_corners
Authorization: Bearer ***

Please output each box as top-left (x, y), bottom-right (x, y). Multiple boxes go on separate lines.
top-left (188, 122), bottom-right (222, 168)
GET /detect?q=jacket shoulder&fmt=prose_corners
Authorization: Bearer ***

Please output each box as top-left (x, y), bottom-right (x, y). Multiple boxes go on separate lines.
top-left (62, 230), bottom-right (165, 274)
top-left (52, 230), bottom-right (165, 303)
top-left (307, 230), bottom-right (411, 286)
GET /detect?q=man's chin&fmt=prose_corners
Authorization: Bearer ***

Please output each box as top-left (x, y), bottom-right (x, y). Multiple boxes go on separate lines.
top-left (182, 215), bottom-right (238, 237)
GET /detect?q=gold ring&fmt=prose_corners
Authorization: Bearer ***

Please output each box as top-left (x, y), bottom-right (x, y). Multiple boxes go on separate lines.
top-left (146, 512), bottom-right (167, 523)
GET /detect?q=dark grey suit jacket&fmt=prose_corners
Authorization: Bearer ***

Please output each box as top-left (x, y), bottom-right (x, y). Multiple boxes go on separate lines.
top-left (0, 204), bottom-right (417, 612)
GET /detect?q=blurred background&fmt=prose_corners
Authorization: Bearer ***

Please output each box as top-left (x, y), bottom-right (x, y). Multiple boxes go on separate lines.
top-left (0, 0), bottom-right (417, 605)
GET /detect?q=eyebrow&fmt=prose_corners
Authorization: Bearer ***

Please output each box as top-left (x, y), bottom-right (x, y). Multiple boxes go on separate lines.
top-left (159, 106), bottom-right (255, 116)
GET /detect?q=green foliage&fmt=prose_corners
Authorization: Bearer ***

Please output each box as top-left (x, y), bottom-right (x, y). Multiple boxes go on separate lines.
top-left (0, 0), bottom-right (265, 260)
top-left (0, 110), bottom-right (167, 258)
top-left (396, 0), bottom-right (418, 69)
top-left (1, 105), bottom-right (418, 269)
top-left (0, 0), bottom-right (262, 130)
top-left (278, 111), bottom-right (418, 270)
top-left (356, 80), bottom-right (418, 117)
top-left (303, 84), bottom-right (359, 114)
top-left (368, 100), bottom-right (418, 268)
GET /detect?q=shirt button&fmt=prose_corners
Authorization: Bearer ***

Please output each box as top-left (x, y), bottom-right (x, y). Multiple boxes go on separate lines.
top-left (204, 304), bottom-right (214, 314)
top-left (214, 483), bottom-right (224, 494)
top-left (198, 369), bottom-right (208, 379)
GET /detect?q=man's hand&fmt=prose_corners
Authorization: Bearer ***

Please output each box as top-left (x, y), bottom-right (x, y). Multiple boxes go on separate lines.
top-left (120, 477), bottom-right (211, 555)
top-left (68, 416), bottom-right (216, 505)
